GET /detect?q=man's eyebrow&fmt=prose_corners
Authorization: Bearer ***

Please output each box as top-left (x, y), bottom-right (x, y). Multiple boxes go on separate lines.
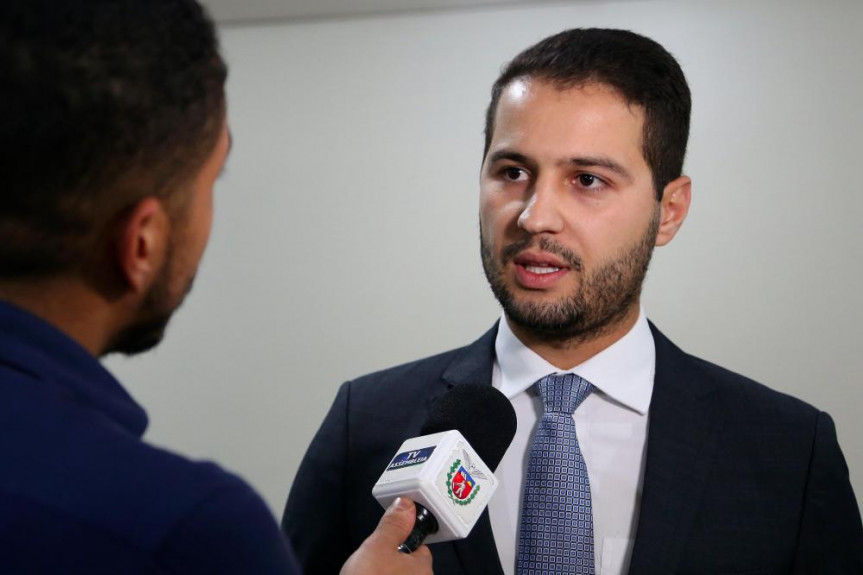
top-left (486, 150), bottom-right (532, 166)
top-left (569, 156), bottom-right (633, 182)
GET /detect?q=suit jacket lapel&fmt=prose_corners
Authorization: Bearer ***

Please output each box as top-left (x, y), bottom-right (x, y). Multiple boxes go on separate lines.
top-left (628, 324), bottom-right (724, 575)
top-left (437, 322), bottom-right (506, 575)
top-left (440, 322), bottom-right (498, 391)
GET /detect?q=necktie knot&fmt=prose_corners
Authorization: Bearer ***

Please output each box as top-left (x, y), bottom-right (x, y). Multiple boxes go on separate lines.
top-left (536, 373), bottom-right (594, 415)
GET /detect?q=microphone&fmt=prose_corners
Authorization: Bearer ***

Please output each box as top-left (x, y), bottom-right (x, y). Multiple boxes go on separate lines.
top-left (371, 384), bottom-right (517, 552)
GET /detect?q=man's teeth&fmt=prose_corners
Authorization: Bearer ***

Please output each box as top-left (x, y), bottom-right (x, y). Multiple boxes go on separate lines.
top-left (525, 265), bottom-right (561, 274)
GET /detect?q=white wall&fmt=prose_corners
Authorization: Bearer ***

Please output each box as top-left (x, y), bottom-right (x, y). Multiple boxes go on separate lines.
top-left (106, 0), bottom-right (863, 516)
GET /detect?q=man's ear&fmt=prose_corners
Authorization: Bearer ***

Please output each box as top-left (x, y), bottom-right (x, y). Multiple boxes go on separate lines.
top-left (655, 175), bottom-right (691, 247)
top-left (113, 197), bottom-right (171, 293)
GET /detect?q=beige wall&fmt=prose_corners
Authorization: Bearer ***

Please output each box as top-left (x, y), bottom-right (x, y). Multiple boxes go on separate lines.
top-left (107, 0), bottom-right (863, 515)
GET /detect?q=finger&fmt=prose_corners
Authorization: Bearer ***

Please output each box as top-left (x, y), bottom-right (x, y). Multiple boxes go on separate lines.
top-left (411, 544), bottom-right (433, 564)
top-left (372, 497), bottom-right (417, 544)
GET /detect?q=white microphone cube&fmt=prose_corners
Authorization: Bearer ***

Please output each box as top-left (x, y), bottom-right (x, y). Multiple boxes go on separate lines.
top-left (372, 430), bottom-right (499, 544)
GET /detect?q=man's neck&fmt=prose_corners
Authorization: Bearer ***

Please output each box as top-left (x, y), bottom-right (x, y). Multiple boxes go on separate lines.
top-left (0, 278), bottom-right (115, 357)
top-left (506, 303), bottom-right (641, 370)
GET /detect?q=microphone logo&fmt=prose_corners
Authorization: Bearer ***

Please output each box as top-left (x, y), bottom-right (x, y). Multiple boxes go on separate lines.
top-left (386, 446), bottom-right (436, 471)
top-left (446, 459), bottom-right (480, 505)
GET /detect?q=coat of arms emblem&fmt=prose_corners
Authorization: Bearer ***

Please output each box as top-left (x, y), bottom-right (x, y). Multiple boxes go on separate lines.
top-left (445, 452), bottom-right (484, 505)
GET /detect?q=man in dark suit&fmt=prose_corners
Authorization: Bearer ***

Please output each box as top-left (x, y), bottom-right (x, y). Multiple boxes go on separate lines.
top-left (283, 28), bottom-right (862, 574)
top-left (0, 1), bottom-right (432, 573)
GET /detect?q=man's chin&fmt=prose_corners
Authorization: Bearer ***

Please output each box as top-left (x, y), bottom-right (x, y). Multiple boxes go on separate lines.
top-left (104, 317), bottom-right (171, 357)
top-left (504, 300), bottom-right (587, 339)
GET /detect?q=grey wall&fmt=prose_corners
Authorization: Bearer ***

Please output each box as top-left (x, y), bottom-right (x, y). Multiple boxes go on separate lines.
top-left (106, 0), bottom-right (863, 516)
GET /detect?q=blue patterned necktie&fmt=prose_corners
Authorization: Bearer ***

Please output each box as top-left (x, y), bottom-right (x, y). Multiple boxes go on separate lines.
top-left (517, 373), bottom-right (595, 574)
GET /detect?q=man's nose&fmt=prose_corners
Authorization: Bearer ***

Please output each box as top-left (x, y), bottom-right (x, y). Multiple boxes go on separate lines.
top-left (517, 176), bottom-right (565, 235)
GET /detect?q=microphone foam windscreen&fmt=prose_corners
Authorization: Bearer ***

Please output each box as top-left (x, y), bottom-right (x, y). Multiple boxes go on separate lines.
top-left (420, 384), bottom-right (516, 471)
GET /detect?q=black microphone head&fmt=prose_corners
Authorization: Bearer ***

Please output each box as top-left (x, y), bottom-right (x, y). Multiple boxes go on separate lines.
top-left (420, 384), bottom-right (516, 471)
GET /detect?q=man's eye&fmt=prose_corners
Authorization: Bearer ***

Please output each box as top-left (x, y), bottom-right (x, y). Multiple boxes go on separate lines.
top-left (502, 167), bottom-right (527, 181)
top-left (576, 173), bottom-right (601, 187)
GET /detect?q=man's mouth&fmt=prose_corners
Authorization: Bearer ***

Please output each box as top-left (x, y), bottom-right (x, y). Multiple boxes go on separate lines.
top-left (513, 251), bottom-right (569, 270)
top-left (523, 264), bottom-right (562, 275)
top-left (512, 252), bottom-right (570, 288)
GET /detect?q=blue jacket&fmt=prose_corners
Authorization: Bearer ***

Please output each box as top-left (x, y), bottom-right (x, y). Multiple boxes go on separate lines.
top-left (0, 300), bottom-right (299, 573)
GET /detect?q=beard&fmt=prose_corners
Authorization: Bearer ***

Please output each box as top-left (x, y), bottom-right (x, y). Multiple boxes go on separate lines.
top-left (105, 242), bottom-right (195, 356)
top-left (480, 208), bottom-right (659, 344)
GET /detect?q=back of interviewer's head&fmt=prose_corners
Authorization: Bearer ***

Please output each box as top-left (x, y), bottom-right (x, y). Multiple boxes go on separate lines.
top-left (0, 0), bottom-right (226, 279)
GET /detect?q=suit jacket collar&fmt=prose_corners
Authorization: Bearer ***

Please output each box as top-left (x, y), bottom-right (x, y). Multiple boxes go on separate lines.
top-left (441, 321), bottom-right (499, 389)
top-left (436, 320), bottom-right (724, 575)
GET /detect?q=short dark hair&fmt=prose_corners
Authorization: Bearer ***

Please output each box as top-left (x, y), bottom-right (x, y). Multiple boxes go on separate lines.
top-left (483, 28), bottom-right (691, 199)
top-left (0, 0), bottom-right (227, 278)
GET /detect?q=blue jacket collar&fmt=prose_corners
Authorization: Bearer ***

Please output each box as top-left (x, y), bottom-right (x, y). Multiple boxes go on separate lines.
top-left (0, 299), bottom-right (148, 436)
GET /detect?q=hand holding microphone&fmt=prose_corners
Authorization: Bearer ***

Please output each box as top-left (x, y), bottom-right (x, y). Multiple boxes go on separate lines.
top-left (339, 497), bottom-right (433, 575)
top-left (372, 384), bottom-right (518, 552)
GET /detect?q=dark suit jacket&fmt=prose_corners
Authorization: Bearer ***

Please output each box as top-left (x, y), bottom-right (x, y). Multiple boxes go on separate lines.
top-left (283, 322), bottom-right (863, 574)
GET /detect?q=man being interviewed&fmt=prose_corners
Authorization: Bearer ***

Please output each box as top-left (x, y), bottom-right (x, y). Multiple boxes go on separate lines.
top-left (283, 28), bottom-right (863, 574)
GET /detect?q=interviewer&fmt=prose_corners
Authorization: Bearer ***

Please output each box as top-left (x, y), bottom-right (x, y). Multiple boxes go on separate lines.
top-left (0, 1), bottom-right (431, 573)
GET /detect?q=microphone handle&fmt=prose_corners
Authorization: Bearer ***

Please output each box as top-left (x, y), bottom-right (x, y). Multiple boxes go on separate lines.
top-left (397, 502), bottom-right (439, 553)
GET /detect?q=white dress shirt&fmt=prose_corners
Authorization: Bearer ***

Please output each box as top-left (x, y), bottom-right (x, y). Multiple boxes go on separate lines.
top-left (489, 308), bottom-right (655, 575)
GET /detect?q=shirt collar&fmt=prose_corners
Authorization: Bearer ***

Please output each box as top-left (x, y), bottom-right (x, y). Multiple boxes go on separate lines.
top-left (494, 307), bottom-right (655, 415)
top-left (0, 299), bottom-right (149, 436)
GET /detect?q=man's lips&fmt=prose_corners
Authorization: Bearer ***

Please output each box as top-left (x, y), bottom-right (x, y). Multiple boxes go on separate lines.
top-left (513, 251), bottom-right (569, 270)
top-left (512, 252), bottom-right (570, 288)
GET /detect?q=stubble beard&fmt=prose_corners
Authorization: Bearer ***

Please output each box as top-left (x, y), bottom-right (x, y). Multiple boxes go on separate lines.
top-left (480, 208), bottom-right (660, 345)
top-left (105, 240), bottom-right (195, 357)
